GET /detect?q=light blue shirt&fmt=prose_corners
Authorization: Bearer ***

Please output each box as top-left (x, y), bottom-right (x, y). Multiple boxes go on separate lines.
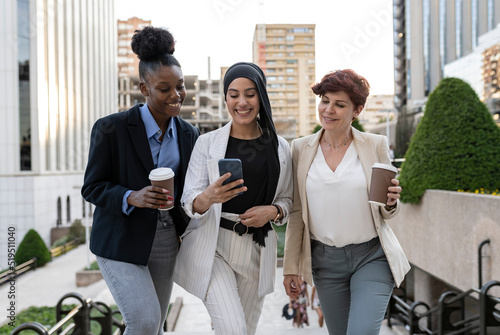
top-left (122, 104), bottom-right (181, 214)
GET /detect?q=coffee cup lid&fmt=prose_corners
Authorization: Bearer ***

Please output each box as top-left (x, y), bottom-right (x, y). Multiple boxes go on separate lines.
top-left (372, 163), bottom-right (398, 173)
top-left (149, 167), bottom-right (175, 181)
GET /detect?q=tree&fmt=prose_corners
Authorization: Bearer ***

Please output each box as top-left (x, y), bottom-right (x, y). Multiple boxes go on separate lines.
top-left (352, 118), bottom-right (365, 132)
top-left (15, 229), bottom-right (51, 266)
top-left (398, 77), bottom-right (500, 203)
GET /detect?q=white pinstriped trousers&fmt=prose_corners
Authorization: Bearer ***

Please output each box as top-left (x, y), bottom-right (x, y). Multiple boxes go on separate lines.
top-left (203, 227), bottom-right (265, 335)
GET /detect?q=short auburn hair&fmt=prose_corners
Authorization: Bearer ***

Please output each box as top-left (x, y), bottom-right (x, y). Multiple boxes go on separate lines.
top-left (311, 69), bottom-right (370, 108)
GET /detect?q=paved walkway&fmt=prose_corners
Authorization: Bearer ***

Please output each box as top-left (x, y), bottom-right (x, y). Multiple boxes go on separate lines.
top-left (0, 244), bottom-right (405, 334)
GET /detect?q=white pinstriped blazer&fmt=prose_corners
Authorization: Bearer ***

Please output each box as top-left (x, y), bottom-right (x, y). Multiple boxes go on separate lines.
top-left (174, 121), bottom-right (293, 299)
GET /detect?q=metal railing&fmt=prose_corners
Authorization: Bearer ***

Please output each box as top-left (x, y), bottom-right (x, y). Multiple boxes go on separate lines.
top-left (0, 258), bottom-right (37, 287)
top-left (386, 240), bottom-right (500, 334)
top-left (10, 292), bottom-right (125, 335)
top-left (387, 281), bottom-right (500, 335)
top-left (50, 240), bottom-right (79, 258)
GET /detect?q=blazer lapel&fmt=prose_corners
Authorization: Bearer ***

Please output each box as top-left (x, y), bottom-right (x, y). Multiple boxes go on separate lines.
top-left (207, 121), bottom-right (232, 184)
top-left (298, 130), bottom-right (322, 227)
top-left (352, 127), bottom-right (377, 193)
top-left (351, 127), bottom-right (384, 225)
top-left (176, 117), bottom-right (194, 183)
top-left (127, 106), bottom-right (154, 174)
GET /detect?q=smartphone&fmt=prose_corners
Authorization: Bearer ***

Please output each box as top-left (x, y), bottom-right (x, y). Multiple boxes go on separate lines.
top-left (218, 158), bottom-right (244, 191)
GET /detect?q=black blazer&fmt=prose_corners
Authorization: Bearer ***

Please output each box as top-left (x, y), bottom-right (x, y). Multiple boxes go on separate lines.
top-left (81, 104), bottom-right (200, 265)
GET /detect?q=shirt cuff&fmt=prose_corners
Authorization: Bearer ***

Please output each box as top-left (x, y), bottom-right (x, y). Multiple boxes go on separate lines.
top-left (122, 190), bottom-right (135, 215)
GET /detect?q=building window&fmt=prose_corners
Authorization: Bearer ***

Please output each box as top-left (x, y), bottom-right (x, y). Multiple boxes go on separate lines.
top-left (406, 0), bottom-right (412, 100)
top-left (66, 196), bottom-right (71, 223)
top-left (455, 0), bottom-right (463, 59)
top-left (439, 0), bottom-right (446, 74)
top-left (57, 197), bottom-right (62, 227)
top-left (18, 0), bottom-right (31, 171)
top-left (471, 0), bottom-right (478, 48)
top-left (487, 0), bottom-right (495, 31)
top-left (293, 28), bottom-right (309, 33)
top-left (82, 198), bottom-right (86, 218)
top-left (423, 0), bottom-right (431, 96)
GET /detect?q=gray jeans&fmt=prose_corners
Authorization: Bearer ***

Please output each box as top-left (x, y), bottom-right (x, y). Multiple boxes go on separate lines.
top-left (311, 237), bottom-right (395, 335)
top-left (96, 211), bottom-right (178, 335)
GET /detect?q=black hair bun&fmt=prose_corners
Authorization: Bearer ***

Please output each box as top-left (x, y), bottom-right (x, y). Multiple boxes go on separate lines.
top-left (131, 26), bottom-right (175, 62)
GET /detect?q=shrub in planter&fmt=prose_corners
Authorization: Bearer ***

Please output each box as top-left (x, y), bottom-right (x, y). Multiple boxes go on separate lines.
top-left (15, 229), bottom-right (51, 266)
top-left (399, 77), bottom-right (500, 203)
top-left (68, 219), bottom-right (85, 243)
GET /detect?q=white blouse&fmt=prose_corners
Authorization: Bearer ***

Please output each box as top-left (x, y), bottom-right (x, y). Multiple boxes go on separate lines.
top-left (306, 143), bottom-right (377, 247)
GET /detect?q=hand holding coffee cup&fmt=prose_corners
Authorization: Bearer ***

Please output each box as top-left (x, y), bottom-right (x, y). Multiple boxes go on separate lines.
top-left (149, 167), bottom-right (175, 210)
top-left (368, 163), bottom-right (400, 206)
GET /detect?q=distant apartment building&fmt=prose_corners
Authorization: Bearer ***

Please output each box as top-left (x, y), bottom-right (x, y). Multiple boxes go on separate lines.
top-left (358, 95), bottom-right (397, 147)
top-left (117, 17), bottom-right (151, 111)
top-left (0, 0), bottom-right (117, 268)
top-left (179, 72), bottom-right (227, 134)
top-left (253, 24), bottom-right (317, 140)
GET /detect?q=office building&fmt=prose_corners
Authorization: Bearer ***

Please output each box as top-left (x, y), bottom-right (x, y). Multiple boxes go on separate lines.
top-left (0, 0), bottom-right (117, 268)
top-left (253, 24), bottom-right (317, 140)
top-left (393, 0), bottom-right (500, 148)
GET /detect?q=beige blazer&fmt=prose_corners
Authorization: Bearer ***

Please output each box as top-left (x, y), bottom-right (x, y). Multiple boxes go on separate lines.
top-left (283, 127), bottom-right (410, 287)
top-left (174, 121), bottom-right (293, 299)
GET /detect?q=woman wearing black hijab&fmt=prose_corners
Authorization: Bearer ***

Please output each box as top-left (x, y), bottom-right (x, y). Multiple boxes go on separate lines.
top-left (174, 62), bottom-right (293, 334)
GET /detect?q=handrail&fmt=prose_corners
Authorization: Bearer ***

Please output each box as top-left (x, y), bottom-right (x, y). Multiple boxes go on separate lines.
top-left (50, 240), bottom-right (79, 258)
top-left (478, 239), bottom-right (490, 288)
top-left (0, 258), bottom-right (37, 287)
top-left (10, 292), bottom-right (125, 335)
top-left (387, 281), bottom-right (500, 334)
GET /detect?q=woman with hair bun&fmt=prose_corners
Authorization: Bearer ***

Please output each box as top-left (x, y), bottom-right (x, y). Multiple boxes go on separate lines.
top-left (283, 69), bottom-right (409, 334)
top-left (82, 26), bottom-right (199, 335)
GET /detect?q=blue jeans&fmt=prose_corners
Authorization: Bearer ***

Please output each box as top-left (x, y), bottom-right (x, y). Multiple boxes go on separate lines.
top-left (311, 237), bottom-right (395, 335)
top-left (96, 211), bottom-right (178, 335)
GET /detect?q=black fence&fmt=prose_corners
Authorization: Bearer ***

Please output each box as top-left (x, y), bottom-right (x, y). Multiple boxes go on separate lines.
top-left (10, 292), bottom-right (125, 335)
top-left (386, 280), bottom-right (500, 334)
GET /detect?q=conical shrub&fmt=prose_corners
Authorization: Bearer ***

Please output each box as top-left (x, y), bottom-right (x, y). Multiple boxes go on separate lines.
top-left (399, 77), bottom-right (500, 203)
top-left (15, 229), bottom-right (51, 266)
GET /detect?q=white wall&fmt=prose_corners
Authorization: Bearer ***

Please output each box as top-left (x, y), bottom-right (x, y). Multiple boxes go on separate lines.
top-left (391, 190), bottom-right (500, 296)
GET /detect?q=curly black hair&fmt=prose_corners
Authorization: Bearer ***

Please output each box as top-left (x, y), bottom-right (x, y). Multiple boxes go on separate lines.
top-left (131, 26), bottom-right (181, 81)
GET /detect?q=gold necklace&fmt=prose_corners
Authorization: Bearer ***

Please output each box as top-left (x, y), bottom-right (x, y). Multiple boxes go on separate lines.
top-left (323, 135), bottom-right (351, 149)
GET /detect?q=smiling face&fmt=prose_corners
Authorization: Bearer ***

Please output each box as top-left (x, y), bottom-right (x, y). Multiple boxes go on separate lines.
top-left (318, 91), bottom-right (363, 132)
top-left (140, 65), bottom-right (186, 123)
top-left (225, 77), bottom-right (260, 128)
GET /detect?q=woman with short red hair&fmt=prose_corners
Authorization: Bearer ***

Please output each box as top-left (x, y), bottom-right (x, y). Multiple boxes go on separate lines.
top-left (283, 69), bottom-right (410, 334)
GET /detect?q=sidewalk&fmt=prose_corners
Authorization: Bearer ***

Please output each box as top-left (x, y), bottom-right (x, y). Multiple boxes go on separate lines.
top-left (0, 244), bottom-right (405, 334)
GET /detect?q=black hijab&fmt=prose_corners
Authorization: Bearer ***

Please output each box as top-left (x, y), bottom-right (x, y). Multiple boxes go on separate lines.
top-left (223, 62), bottom-right (280, 247)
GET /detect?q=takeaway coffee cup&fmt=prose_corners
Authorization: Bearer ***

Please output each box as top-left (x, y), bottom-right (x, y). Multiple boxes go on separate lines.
top-left (149, 167), bottom-right (175, 210)
top-left (368, 163), bottom-right (399, 206)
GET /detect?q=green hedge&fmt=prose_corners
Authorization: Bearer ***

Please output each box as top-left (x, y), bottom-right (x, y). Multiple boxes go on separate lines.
top-left (15, 229), bottom-right (51, 267)
top-left (0, 305), bottom-right (120, 334)
top-left (399, 77), bottom-right (500, 203)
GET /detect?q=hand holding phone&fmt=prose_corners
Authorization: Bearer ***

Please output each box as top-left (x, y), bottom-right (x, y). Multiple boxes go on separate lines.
top-left (218, 158), bottom-right (244, 191)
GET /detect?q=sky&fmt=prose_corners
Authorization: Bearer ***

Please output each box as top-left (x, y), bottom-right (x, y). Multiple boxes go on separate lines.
top-left (115, 0), bottom-right (395, 95)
